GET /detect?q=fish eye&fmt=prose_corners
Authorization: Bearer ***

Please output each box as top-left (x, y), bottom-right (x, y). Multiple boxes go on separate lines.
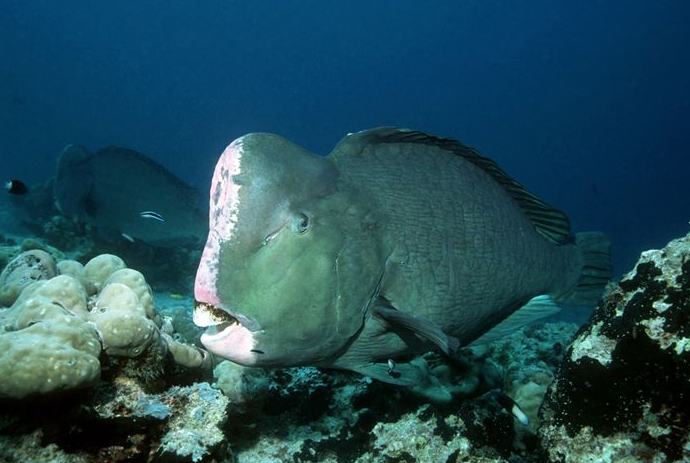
top-left (294, 213), bottom-right (310, 234)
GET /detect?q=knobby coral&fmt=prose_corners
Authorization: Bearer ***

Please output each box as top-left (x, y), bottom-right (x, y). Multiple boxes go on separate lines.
top-left (0, 251), bottom-right (209, 399)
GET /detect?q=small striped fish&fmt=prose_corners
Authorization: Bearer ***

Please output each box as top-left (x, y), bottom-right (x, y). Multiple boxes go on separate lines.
top-left (139, 210), bottom-right (165, 222)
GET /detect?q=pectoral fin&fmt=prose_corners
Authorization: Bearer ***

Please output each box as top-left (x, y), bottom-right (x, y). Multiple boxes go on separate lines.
top-left (373, 301), bottom-right (460, 355)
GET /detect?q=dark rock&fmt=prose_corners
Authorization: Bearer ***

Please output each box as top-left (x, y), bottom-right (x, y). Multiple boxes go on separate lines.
top-left (540, 233), bottom-right (690, 462)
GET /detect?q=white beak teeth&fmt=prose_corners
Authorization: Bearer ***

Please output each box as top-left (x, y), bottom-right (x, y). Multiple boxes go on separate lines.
top-left (193, 304), bottom-right (217, 327)
top-left (193, 301), bottom-right (236, 327)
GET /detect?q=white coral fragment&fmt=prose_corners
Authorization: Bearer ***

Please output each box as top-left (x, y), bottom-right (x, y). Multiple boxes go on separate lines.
top-left (570, 322), bottom-right (617, 366)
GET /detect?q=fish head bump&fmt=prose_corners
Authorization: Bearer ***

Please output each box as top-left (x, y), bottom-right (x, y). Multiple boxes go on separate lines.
top-left (194, 133), bottom-right (385, 367)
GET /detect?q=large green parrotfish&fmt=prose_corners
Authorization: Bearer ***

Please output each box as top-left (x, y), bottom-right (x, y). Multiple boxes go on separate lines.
top-left (193, 128), bottom-right (611, 386)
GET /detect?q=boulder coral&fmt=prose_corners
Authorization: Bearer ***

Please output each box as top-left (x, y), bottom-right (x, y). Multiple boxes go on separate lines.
top-left (83, 253), bottom-right (125, 293)
top-left (90, 282), bottom-right (158, 357)
top-left (0, 251), bottom-right (209, 399)
top-left (0, 297), bottom-right (101, 399)
top-left (0, 249), bottom-right (57, 306)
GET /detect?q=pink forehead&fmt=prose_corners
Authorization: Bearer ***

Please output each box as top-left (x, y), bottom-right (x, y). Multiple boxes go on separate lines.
top-left (194, 138), bottom-right (244, 304)
top-left (210, 138), bottom-right (244, 237)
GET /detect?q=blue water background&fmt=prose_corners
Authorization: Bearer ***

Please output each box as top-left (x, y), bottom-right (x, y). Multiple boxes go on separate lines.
top-left (1, 0), bottom-right (689, 275)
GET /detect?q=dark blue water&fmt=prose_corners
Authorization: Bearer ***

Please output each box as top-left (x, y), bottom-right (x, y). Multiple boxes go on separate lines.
top-left (2, 0), bottom-right (689, 274)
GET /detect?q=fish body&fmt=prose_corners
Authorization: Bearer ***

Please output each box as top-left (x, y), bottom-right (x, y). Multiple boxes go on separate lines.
top-left (139, 210), bottom-right (166, 222)
top-left (5, 179), bottom-right (28, 195)
top-left (54, 145), bottom-right (207, 247)
top-left (193, 128), bottom-right (611, 385)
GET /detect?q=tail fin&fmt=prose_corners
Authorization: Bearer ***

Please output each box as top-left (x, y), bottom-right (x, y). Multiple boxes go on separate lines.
top-left (558, 232), bottom-right (612, 305)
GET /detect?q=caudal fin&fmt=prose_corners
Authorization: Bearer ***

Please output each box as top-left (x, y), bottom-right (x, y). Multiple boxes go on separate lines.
top-left (558, 232), bottom-right (612, 306)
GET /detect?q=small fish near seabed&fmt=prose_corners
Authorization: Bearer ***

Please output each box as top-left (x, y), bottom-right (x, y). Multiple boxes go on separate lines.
top-left (192, 127), bottom-right (612, 398)
top-left (494, 390), bottom-right (530, 426)
top-left (5, 179), bottom-right (28, 195)
top-left (53, 144), bottom-right (207, 247)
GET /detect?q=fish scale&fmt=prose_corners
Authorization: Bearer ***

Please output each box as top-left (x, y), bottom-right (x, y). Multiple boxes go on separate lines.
top-left (332, 133), bottom-right (575, 343)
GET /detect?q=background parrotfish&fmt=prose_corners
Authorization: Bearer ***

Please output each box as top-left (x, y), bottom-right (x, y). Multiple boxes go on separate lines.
top-left (54, 144), bottom-right (208, 247)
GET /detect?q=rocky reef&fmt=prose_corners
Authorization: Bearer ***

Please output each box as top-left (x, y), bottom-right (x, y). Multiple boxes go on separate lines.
top-left (0, 381), bottom-right (229, 463)
top-left (192, 318), bottom-right (578, 463)
top-left (2, 232), bottom-right (689, 462)
top-left (540, 232), bottom-right (690, 462)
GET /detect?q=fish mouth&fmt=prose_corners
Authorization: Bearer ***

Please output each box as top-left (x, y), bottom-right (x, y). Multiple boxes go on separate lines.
top-left (194, 300), bottom-right (259, 365)
top-left (193, 300), bottom-right (239, 327)
top-left (193, 300), bottom-right (261, 331)
top-left (199, 320), bottom-right (239, 338)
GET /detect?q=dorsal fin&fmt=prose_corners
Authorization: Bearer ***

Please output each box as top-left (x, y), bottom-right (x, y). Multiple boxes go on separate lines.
top-left (333, 127), bottom-right (572, 244)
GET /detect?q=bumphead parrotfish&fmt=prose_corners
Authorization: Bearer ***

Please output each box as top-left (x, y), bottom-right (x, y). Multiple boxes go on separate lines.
top-left (193, 128), bottom-right (611, 386)
top-left (54, 145), bottom-right (207, 247)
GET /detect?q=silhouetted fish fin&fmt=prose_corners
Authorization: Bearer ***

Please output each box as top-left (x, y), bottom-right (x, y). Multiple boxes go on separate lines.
top-left (82, 187), bottom-right (99, 217)
top-left (373, 300), bottom-right (460, 355)
top-left (331, 127), bottom-right (572, 244)
top-left (557, 231), bottom-right (612, 305)
top-left (54, 144), bottom-right (94, 217)
top-left (469, 295), bottom-right (561, 347)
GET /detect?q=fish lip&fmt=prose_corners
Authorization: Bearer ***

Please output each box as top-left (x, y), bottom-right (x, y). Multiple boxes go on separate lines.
top-left (193, 300), bottom-right (261, 332)
top-left (199, 321), bottom-right (259, 365)
top-left (199, 321), bottom-right (236, 340)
